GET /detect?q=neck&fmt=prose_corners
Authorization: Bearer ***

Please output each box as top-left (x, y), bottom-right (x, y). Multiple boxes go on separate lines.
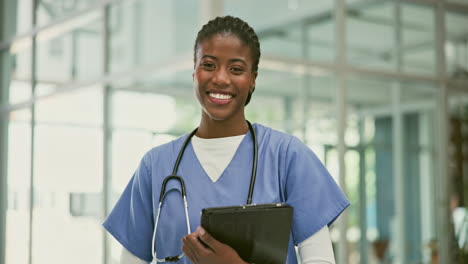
top-left (196, 116), bottom-right (249, 139)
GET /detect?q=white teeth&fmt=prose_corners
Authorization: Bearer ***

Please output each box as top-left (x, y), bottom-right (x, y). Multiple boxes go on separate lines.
top-left (209, 92), bottom-right (232, 100)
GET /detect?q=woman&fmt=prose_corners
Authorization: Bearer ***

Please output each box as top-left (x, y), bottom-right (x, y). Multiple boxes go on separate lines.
top-left (103, 16), bottom-right (349, 264)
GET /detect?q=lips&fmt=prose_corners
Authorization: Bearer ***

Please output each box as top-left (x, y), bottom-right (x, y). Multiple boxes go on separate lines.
top-left (207, 91), bottom-right (234, 105)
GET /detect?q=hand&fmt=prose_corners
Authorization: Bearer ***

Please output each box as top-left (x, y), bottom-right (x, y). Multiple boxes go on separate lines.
top-left (181, 226), bottom-right (247, 264)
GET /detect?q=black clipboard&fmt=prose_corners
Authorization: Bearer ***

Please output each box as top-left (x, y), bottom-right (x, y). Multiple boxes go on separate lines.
top-left (201, 203), bottom-right (293, 264)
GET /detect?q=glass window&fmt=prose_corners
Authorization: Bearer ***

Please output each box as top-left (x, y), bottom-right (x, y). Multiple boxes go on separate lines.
top-left (347, 1), bottom-right (436, 75)
top-left (110, 86), bottom-right (197, 169)
top-left (112, 91), bottom-right (177, 132)
top-left (347, 77), bottom-right (437, 263)
top-left (246, 95), bottom-right (285, 129)
top-left (35, 10), bottom-right (102, 96)
top-left (348, 77), bottom-right (393, 264)
top-left (109, 0), bottom-right (198, 74)
top-left (35, 86), bottom-right (102, 126)
top-left (304, 76), bottom-right (337, 162)
top-left (109, 89), bottom-right (183, 194)
top-left (446, 11), bottom-right (468, 78)
top-left (172, 95), bottom-right (202, 133)
top-left (109, 69), bottom-right (199, 134)
top-left (305, 16), bottom-right (335, 63)
top-left (347, 1), bottom-right (396, 71)
top-left (32, 87), bottom-right (103, 264)
top-left (225, 0), bottom-right (335, 62)
top-left (401, 3), bottom-right (435, 75)
top-left (0, 0), bottom-right (33, 42)
top-left (6, 108), bottom-right (32, 264)
top-left (0, 39), bottom-right (33, 104)
top-left (36, 0), bottom-right (97, 28)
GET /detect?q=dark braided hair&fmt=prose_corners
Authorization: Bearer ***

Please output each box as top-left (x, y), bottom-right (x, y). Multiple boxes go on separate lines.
top-left (194, 16), bottom-right (261, 106)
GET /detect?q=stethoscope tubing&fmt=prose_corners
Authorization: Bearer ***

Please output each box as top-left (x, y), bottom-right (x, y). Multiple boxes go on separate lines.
top-left (152, 121), bottom-right (258, 262)
top-left (246, 121), bottom-right (257, 205)
top-left (152, 196), bottom-right (191, 262)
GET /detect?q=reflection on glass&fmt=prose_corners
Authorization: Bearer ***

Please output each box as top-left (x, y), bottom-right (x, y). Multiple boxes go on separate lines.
top-left (110, 89), bottom-right (198, 197)
top-left (109, 0), bottom-right (198, 73)
top-left (35, 85), bottom-right (102, 126)
top-left (6, 108), bottom-right (31, 264)
top-left (303, 77), bottom-right (336, 166)
top-left (347, 1), bottom-right (435, 75)
top-left (347, 1), bottom-right (396, 71)
top-left (36, 10), bottom-right (102, 96)
top-left (225, 0), bottom-right (335, 62)
top-left (172, 96), bottom-right (201, 133)
top-left (246, 96), bottom-right (285, 130)
top-left (401, 3), bottom-right (435, 75)
top-left (36, 0), bottom-right (97, 27)
top-left (32, 87), bottom-right (103, 264)
top-left (259, 28), bottom-right (304, 59)
top-left (252, 70), bottom-right (337, 163)
top-left (111, 131), bottom-right (152, 197)
top-left (112, 91), bottom-right (177, 132)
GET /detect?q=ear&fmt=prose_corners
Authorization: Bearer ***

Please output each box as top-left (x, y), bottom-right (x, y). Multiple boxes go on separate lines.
top-left (250, 72), bottom-right (258, 93)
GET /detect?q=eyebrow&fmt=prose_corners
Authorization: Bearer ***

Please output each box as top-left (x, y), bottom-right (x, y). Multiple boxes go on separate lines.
top-left (201, 55), bottom-right (247, 66)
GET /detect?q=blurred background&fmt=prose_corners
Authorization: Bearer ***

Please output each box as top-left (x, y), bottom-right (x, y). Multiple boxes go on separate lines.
top-left (0, 0), bottom-right (467, 263)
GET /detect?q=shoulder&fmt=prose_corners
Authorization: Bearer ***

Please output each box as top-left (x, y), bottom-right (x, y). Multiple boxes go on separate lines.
top-left (253, 123), bottom-right (295, 145)
top-left (253, 123), bottom-right (307, 153)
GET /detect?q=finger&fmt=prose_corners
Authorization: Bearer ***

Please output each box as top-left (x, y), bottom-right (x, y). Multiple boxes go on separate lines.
top-left (196, 226), bottom-right (222, 253)
top-left (182, 235), bottom-right (198, 263)
top-left (182, 244), bottom-right (197, 263)
top-left (187, 232), bottom-right (213, 256)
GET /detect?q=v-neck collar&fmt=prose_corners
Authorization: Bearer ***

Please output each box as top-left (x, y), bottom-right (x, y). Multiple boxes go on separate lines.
top-left (187, 127), bottom-right (253, 184)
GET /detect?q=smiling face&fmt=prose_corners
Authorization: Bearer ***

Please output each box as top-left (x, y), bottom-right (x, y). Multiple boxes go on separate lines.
top-left (193, 34), bottom-right (257, 125)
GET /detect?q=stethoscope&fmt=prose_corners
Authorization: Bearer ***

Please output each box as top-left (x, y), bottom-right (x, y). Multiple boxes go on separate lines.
top-left (151, 121), bottom-right (258, 263)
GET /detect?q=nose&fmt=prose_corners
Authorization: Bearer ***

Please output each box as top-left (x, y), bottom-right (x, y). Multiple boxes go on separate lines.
top-left (212, 68), bottom-right (231, 86)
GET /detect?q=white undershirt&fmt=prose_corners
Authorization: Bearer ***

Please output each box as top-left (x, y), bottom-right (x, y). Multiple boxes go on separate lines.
top-left (191, 134), bottom-right (246, 182)
top-left (119, 135), bottom-right (336, 263)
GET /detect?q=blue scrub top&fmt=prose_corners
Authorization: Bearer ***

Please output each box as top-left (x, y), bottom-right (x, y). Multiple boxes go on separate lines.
top-left (103, 123), bottom-right (349, 263)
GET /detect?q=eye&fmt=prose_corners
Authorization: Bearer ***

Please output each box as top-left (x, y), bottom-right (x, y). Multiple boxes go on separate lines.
top-left (201, 62), bottom-right (216, 70)
top-left (230, 66), bottom-right (245, 74)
